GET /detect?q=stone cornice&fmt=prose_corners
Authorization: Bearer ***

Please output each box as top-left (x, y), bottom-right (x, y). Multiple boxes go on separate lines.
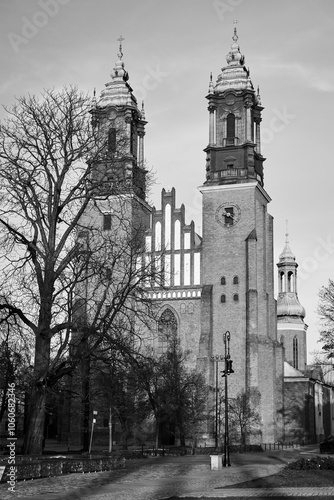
top-left (198, 181), bottom-right (271, 203)
top-left (278, 322), bottom-right (308, 331)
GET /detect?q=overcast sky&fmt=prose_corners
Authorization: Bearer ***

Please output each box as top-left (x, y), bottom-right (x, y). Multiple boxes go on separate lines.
top-left (1, 0), bottom-right (333, 363)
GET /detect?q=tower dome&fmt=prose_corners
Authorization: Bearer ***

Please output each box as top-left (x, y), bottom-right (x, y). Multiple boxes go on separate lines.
top-left (97, 36), bottom-right (139, 109)
top-left (277, 293), bottom-right (306, 319)
top-left (214, 27), bottom-right (251, 92)
top-left (278, 239), bottom-right (296, 263)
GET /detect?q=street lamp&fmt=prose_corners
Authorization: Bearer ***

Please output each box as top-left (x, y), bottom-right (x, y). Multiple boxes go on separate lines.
top-left (210, 355), bottom-right (224, 449)
top-left (222, 331), bottom-right (234, 467)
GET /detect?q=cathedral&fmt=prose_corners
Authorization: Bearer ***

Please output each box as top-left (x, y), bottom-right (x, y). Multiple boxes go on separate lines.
top-left (70, 29), bottom-right (333, 447)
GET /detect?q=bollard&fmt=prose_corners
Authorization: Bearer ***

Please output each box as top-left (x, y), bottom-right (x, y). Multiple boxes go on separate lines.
top-left (210, 455), bottom-right (223, 470)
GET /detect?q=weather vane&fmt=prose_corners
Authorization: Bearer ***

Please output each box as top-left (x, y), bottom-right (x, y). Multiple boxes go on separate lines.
top-left (117, 35), bottom-right (125, 59)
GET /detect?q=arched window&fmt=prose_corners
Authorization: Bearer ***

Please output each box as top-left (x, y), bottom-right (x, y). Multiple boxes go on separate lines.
top-left (157, 308), bottom-right (177, 355)
top-left (155, 221), bottom-right (161, 251)
top-left (174, 220), bottom-right (181, 250)
top-left (164, 204), bottom-right (171, 250)
top-left (280, 335), bottom-right (284, 347)
top-left (233, 276), bottom-right (239, 285)
top-left (220, 294), bottom-right (226, 304)
top-left (288, 271), bottom-right (294, 292)
top-left (233, 294), bottom-right (239, 302)
top-left (226, 113), bottom-right (235, 145)
top-left (103, 214), bottom-right (112, 231)
top-left (108, 128), bottom-right (116, 153)
top-left (221, 276), bottom-right (226, 285)
top-left (293, 336), bottom-right (298, 369)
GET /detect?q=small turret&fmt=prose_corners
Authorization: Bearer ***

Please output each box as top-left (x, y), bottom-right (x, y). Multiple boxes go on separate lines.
top-left (277, 224), bottom-right (308, 371)
top-left (277, 229), bottom-right (306, 319)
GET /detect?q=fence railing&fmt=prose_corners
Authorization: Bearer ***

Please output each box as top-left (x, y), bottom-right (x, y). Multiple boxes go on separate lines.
top-left (133, 441), bottom-right (305, 457)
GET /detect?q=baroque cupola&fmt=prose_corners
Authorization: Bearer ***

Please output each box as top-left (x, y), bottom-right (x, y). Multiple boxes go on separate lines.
top-left (90, 37), bottom-right (147, 200)
top-left (204, 28), bottom-right (264, 187)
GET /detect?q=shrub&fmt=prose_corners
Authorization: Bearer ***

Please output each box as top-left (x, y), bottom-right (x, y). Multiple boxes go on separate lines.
top-left (288, 456), bottom-right (334, 470)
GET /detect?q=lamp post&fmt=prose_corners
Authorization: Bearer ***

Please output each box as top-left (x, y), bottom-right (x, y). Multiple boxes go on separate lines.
top-left (89, 410), bottom-right (98, 454)
top-left (210, 355), bottom-right (224, 449)
top-left (222, 331), bottom-right (234, 467)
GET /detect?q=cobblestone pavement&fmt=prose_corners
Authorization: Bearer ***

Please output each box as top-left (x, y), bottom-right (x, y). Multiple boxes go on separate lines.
top-left (1, 447), bottom-right (334, 499)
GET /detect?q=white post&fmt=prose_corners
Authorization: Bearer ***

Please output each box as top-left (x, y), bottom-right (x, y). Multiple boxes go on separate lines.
top-left (208, 106), bottom-right (216, 145)
top-left (256, 121), bottom-right (261, 153)
top-left (138, 133), bottom-right (144, 168)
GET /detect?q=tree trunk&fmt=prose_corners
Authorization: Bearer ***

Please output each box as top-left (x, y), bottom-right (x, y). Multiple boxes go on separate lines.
top-left (121, 422), bottom-right (128, 450)
top-left (23, 334), bottom-right (51, 455)
top-left (155, 418), bottom-right (159, 449)
top-left (22, 385), bottom-right (46, 455)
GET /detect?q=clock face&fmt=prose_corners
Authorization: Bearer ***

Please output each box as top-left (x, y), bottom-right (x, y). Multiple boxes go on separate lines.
top-left (215, 203), bottom-right (241, 228)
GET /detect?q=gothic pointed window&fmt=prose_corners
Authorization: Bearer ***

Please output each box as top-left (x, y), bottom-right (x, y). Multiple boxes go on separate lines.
top-left (157, 308), bottom-right (178, 355)
top-left (155, 222), bottom-right (161, 251)
top-left (226, 113), bottom-right (235, 145)
top-left (293, 336), bottom-right (298, 369)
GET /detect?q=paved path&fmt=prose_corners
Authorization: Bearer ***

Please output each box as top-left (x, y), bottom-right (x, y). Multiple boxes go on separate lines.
top-left (0, 447), bottom-right (333, 499)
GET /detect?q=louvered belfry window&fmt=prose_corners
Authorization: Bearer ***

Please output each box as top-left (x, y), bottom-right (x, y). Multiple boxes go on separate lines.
top-left (108, 128), bottom-right (116, 153)
top-left (226, 113), bottom-right (235, 144)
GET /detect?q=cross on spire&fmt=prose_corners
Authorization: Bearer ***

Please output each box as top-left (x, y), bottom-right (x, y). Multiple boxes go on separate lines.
top-left (117, 35), bottom-right (125, 59)
top-left (232, 20), bottom-right (239, 41)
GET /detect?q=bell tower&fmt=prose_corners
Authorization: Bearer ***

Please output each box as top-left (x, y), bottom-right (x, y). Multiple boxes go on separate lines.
top-left (199, 29), bottom-right (284, 444)
top-left (90, 36), bottom-right (148, 202)
top-left (85, 37), bottom-right (151, 238)
top-left (204, 28), bottom-right (264, 187)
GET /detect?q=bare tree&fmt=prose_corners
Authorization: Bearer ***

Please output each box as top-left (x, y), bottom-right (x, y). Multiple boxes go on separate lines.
top-left (318, 279), bottom-right (334, 359)
top-left (227, 391), bottom-right (261, 445)
top-left (0, 87), bottom-right (160, 454)
top-left (91, 350), bottom-right (149, 450)
top-left (135, 337), bottom-right (208, 448)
